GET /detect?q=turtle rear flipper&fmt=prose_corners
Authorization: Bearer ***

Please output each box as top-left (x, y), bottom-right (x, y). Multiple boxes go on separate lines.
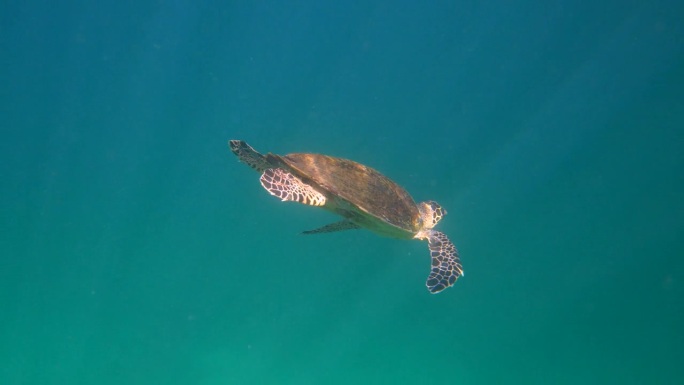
top-left (423, 230), bottom-right (463, 294)
top-left (230, 140), bottom-right (271, 173)
top-left (260, 168), bottom-right (327, 206)
top-left (302, 220), bottom-right (360, 235)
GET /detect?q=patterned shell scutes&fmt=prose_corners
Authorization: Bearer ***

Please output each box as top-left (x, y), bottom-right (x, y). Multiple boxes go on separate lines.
top-left (275, 152), bottom-right (421, 232)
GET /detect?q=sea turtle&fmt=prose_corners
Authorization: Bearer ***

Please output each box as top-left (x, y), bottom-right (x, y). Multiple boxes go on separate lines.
top-left (229, 140), bottom-right (463, 293)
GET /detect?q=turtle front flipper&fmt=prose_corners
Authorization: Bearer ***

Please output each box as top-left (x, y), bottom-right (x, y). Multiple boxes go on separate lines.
top-left (302, 220), bottom-right (360, 234)
top-left (260, 168), bottom-right (327, 206)
top-left (229, 140), bottom-right (272, 173)
top-left (422, 230), bottom-right (463, 294)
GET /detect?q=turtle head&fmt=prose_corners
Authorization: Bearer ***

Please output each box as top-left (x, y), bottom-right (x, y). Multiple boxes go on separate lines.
top-left (418, 201), bottom-right (447, 230)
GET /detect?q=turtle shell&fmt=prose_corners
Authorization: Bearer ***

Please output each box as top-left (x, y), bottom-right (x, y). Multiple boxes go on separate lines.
top-left (266, 152), bottom-right (421, 233)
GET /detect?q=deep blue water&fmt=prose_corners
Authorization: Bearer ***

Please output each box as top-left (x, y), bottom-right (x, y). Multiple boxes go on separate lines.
top-left (1, 1), bottom-right (683, 384)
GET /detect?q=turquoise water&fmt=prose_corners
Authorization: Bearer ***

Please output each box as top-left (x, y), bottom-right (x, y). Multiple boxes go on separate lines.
top-left (1, 1), bottom-right (683, 384)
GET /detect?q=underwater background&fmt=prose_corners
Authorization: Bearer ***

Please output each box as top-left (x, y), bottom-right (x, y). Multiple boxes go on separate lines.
top-left (1, 1), bottom-right (683, 384)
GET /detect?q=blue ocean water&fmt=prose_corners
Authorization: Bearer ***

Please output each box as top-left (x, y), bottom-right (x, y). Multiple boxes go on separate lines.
top-left (1, 1), bottom-right (683, 384)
